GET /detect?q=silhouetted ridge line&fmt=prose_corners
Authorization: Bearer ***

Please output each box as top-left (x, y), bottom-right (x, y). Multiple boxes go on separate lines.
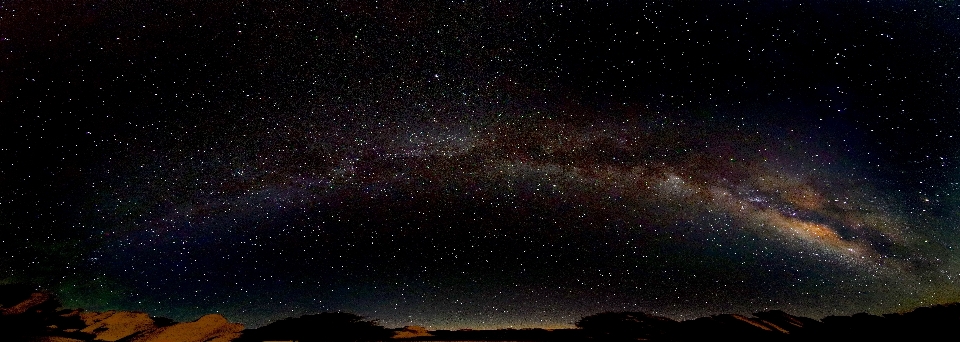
top-left (2, 284), bottom-right (959, 342)
top-left (0, 284), bottom-right (243, 341)
top-left (574, 303), bottom-right (960, 341)
top-left (235, 312), bottom-right (394, 342)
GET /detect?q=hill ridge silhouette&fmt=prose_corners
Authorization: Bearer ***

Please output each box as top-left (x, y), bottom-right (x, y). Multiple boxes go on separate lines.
top-left (2, 284), bottom-right (957, 341)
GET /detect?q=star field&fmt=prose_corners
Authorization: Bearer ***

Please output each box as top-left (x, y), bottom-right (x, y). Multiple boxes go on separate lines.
top-left (2, 0), bottom-right (960, 330)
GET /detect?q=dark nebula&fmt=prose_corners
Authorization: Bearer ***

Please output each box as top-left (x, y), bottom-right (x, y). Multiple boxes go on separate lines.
top-left (2, 1), bottom-right (959, 330)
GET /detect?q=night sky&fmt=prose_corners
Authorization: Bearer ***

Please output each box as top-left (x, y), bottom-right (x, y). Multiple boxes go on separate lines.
top-left (3, 0), bottom-right (960, 331)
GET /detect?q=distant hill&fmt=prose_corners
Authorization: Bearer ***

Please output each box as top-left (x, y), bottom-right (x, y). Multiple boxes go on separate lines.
top-left (0, 284), bottom-right (243, 342)
top-left (571, 304), bottom-right (960, 342)
top-left (2, 284), bottom-right (959, 341)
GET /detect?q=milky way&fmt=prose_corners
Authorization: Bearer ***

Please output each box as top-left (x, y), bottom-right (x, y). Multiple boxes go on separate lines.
top-left (3, 0), bottom-right (959, 330)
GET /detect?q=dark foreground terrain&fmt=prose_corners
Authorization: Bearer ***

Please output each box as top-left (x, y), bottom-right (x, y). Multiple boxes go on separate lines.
top-left (2, 284), bottom-right (959, 342)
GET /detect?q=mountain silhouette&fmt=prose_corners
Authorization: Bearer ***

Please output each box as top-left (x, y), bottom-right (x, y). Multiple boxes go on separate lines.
top-left (235, 312), bottom-right (394, 342)
top-left (575, 304), bottom-right (960, 342)
top-left (2, 284), bottom-right (960, 342)
top-left (0, 284), bottom-right (243, 342)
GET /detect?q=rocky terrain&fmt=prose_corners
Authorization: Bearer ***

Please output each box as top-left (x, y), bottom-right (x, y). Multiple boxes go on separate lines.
top-left (2, 283), bottom-right (959, 341)
top-left (0, 284), bottom-right (243, 342)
